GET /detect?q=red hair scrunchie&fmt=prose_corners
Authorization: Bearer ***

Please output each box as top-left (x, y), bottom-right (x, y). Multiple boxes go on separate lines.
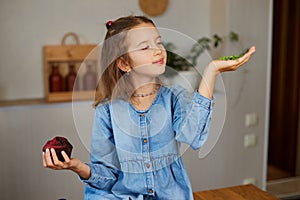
top-left (106, 20), bottom-right (113, 30)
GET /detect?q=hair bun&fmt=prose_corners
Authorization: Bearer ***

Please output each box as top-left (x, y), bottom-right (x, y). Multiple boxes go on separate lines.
top-left (106, 20), bottom-right (113, 30)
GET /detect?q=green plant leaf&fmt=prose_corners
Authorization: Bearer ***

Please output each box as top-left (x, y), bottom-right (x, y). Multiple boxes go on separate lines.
top-left (230, 32), bottom-right (239, 42)
top-left (213, 34), bottom-right (223, 48)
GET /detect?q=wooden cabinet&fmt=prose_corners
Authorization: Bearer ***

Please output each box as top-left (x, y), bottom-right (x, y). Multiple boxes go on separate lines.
top-left (43, 33), bottom-right (99, 102)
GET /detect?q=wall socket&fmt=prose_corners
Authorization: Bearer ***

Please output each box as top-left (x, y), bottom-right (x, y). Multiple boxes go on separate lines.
top-left (243, 178), bottom-right (257, 185)
top-left (245, 113), bottom-right (258, 127)
top-left (244, 134), bottom-right (257, 148)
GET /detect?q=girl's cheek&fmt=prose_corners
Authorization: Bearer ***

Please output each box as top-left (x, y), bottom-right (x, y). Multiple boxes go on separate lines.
top-left (133, 65), bottom-right (165, 77)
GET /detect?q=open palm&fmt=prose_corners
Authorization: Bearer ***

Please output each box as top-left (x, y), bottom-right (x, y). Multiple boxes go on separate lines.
top-left (210, 46), bottom-right (256, 73)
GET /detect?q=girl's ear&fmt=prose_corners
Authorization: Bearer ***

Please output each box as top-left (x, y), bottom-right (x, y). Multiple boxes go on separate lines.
top-left (116, 57), bottom-right (131, 72)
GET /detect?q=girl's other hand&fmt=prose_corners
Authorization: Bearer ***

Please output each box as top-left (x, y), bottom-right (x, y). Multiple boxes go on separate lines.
top-left (208, 46), bottom-right (256, 74)
top-left (42, 148), bottom-right (80, 171)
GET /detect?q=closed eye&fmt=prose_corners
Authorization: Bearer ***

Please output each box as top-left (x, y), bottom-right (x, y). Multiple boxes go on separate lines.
top-left (141, 46), bottom-right (149, 50)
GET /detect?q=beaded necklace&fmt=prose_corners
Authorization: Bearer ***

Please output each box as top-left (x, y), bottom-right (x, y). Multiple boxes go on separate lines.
top-left (132, 85), bottom-right (160, 97)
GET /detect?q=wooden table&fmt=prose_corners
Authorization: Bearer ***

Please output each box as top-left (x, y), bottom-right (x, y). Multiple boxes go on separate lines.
top-left (193, 184), bottom-right (279, 200)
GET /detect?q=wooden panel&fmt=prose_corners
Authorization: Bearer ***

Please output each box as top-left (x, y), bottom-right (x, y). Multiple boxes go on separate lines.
top-left (44, 45), bottom-right (98, 61)
top-left (268, 0), bottom-right (300, 177)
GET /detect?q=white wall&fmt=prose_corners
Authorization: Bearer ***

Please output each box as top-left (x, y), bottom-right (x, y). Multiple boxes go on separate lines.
top-left (0, 102), bottom-right (93, 200)
top-left (0, 0), bottom-right (210, 101)
top-left (182, 0), bottom-right (272, 191)
top-left (0, 0), bottom-right (273, 199)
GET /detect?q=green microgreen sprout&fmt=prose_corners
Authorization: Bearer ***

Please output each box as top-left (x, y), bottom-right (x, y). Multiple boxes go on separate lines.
top-left (219, 48), bottom-right (249, 61)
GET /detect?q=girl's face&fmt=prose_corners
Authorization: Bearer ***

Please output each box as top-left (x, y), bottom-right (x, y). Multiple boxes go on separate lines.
top-left (125, 23), bottom-right (167, 78)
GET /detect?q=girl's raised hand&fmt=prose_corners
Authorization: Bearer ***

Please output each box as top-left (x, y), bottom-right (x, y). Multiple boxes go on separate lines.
top-left (42, 148), bottom-right (80, 171)
top-left (209, 46), bottom-right (256, 74)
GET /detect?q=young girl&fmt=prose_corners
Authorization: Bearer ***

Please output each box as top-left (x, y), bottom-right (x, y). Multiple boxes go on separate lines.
top-left (43, 16), bottom-right (255, 200)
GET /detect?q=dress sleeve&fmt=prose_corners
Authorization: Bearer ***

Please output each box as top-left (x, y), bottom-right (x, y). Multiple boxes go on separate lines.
top-left (80, 103), bottom-right (120, 190)
top-left (172, 86), bottom-right (214, 150)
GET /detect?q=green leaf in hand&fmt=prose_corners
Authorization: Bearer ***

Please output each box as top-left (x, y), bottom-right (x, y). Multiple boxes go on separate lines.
top-left (219, 48), bottom-right (250, 61)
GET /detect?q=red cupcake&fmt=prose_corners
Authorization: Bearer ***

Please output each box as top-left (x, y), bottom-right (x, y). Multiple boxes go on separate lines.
top-left (42, 136), bottom-right (73, 162)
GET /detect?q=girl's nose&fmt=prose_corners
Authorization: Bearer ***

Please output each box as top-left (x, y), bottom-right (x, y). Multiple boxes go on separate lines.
top-left (153, 46), bottom-right (163, 55)
top-left (154, 48), bottom-right (162, 55)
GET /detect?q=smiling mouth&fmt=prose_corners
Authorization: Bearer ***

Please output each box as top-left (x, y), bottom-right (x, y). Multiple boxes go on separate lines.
top-left (152, 58), bottom-right (164, 65)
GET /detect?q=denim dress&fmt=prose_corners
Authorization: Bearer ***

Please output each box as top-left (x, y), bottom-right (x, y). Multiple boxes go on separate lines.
top-left (81, 85), bottom-right (214, 200)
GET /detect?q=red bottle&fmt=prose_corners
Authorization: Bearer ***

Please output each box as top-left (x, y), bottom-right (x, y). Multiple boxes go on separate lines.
top-left (65, 63), bottom-right (79, 91)
top-left (83, 64), bottom-right (97, 90)
top-left (49, 63), bottom-right (63, 92)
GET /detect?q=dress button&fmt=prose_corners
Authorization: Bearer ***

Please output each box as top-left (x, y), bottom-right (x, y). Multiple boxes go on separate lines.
top-left (149, 189), bottom-right (153, 193)
top-left (140, 113), bottom-right (145, 117)
top-left (143, 139), bottom-right (148, 143)
top-left (146, 163), bottom-right (150, 168)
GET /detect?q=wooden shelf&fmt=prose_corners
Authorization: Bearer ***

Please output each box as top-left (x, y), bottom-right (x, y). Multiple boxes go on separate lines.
top-left (0, 95), bottom-right (96, 108)
top-left (47, 91), bottom-right (96, 102)
top-left (0, 98), bottom-right (47, 107)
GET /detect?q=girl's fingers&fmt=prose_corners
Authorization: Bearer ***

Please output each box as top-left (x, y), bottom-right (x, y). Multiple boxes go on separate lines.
top-left (43, 148), bottom-right (71, 170)
top-left (236, 57), bottom-right (250, 68)
top-left (230, 46), bottom-right (256, 64)
top-left (51, 148), bottom-right (62, 166)
top-left (61, 151), bottom-right (70, 163)
top-left (239, 46), bottom-right (256, 61)
top-left (248, 46), bottom-right (256, 54)
top-left (237, 52), bottom-right (251, 64)
top-left (45, 148), bottom-right (54, 166)
top-left (42, 152), bottom-right (46, 167)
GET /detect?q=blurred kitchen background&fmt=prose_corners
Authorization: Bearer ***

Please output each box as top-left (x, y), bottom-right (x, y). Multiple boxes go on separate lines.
top-left (0, 0), bottom-right (299, 199)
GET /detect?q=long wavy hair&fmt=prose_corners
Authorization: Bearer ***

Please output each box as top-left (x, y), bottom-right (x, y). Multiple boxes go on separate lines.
top-left (94, 16), bottom-right (155, 107)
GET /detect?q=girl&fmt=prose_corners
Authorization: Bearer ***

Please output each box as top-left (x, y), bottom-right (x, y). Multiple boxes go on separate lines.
top-left (43, 16), bottom-right (256, 200)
